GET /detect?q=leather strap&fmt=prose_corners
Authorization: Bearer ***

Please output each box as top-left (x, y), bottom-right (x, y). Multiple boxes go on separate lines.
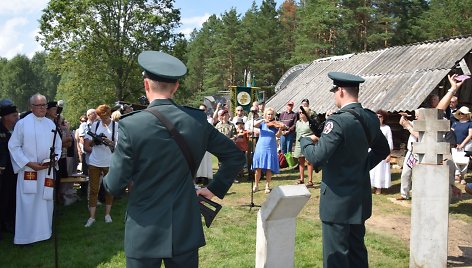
top-left (145, 107), bottom-right (197, 177)
top-left (344, 109), bottom-right (373, 146)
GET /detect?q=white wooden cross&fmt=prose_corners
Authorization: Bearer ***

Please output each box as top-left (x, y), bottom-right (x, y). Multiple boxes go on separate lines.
top-left (412, 109), bottom-right (450, 165)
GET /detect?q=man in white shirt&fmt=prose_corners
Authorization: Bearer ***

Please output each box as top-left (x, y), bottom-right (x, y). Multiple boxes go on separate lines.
top-left (78, 109), bottom-right (97, 175)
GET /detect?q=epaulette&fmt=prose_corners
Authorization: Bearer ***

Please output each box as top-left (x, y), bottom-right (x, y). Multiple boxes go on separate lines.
top-left (182, 105), bottom-right (204, 112)
top-left (120, 110), bottom-right (141, 119)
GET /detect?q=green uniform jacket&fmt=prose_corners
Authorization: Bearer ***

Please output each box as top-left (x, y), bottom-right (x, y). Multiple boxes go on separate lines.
top-left (300, 103), bottom-right (389, 224)
top-left (103, 99), bottom-right (245, 258)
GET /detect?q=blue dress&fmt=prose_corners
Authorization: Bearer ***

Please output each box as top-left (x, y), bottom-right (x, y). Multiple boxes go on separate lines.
top-left (252, 122), bottom-right (280, 173)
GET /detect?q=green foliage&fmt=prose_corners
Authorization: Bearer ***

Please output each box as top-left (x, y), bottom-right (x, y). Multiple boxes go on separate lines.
top-left (1, 55), bottom-right (39, 111)
top-left (278, 0), bottom-right (298, 71)
top-left (417, 0), bottom-right (472, 39)
top-left (30, 52), bottom-right (61, 102)
top-left (38, 0), bottom-right (182, 102)
top-left (291, 0), bottom-right (352, 64)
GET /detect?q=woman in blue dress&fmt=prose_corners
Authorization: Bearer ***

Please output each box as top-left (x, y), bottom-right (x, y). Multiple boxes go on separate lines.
top-left (252, 107), bottom-right (284, 193)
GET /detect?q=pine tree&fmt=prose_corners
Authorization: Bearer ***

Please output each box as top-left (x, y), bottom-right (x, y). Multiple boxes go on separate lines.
top-left (417, 0), bottom-right (472, 39)
top-left (279, 0), bottom-right (298, 73)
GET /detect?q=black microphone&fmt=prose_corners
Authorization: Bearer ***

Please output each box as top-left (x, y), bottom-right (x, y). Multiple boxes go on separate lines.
top-left (57, 100), bottom-right (64, 115)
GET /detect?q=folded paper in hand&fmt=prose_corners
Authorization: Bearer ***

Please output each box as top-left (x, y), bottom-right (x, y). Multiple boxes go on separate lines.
top-left (198, 195), bottom-right (222, 228)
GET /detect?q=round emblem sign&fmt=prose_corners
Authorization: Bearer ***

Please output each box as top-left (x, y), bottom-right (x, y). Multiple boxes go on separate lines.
top-left (237, 91), bottom-right (251, 106)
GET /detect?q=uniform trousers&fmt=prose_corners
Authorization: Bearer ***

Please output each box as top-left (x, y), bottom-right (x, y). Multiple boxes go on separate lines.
top-left (322, 221), bottom-right (368, 268)
top-left (126, 249), bottom-right (198, 268)
top-left (0, 171), bottom-right (17, 232)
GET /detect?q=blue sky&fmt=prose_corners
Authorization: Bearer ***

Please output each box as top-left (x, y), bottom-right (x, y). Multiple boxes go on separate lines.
top-left (0, 0), bottom-right (284, 59)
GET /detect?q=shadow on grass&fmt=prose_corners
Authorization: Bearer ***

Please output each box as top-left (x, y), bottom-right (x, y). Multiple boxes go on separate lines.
top-left (450, 201), bottom-right (472, 216)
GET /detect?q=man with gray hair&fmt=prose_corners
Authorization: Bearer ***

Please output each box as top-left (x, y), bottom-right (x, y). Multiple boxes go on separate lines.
top-left (78, 108), bottom-right (97, 175)
top-left (8, 93), bottom-right (62, 244)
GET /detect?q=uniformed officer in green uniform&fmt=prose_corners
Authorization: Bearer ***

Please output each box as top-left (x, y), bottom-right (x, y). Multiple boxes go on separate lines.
top-left (0, 101), bottom-right (18, 240)
top-left (103, 51), bottom-right (245, 268)
top-left (300, 72), bottom-right (390, 268)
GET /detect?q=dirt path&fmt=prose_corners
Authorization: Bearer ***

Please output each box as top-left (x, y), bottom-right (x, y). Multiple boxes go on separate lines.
top-left (367, 200), bottom-right (472, 267)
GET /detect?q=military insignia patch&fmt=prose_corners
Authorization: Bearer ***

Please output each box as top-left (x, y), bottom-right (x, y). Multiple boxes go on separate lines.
top-left (323, 121), bottom-right (334, 134)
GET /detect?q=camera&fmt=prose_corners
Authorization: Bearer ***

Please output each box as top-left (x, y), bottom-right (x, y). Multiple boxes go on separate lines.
top-left (138, 95), bottom-right (149, 105)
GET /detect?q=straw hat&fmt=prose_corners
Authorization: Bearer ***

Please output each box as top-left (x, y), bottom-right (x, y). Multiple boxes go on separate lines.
top-left (453, 106), bottom-right (471, 120)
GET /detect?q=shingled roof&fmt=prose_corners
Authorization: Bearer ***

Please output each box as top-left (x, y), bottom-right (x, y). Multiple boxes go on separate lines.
top-left (267, 36), bottom-right (472, 114)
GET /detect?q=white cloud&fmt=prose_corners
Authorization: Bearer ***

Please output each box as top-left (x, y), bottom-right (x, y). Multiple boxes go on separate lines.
top-left (181, 13), bottom-right (211, 27)
top-left (179, 13), bottom-right (211, 37)
top-left (0, 17), bottom-right (29, 58)
top-left (0, 0), bottom-right (49, 15)
top-left (27, 27), bottom-right (44, 58)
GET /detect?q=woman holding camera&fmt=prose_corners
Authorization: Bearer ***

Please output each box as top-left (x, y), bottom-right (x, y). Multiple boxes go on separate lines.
top-left (83, 104), bottom-right (117, 227)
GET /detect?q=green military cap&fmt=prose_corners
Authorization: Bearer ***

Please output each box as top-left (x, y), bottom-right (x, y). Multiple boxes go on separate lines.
top-left (138, 51), bottom-right (187, 83)
top-left (328, 72), bottom-right (365, 92)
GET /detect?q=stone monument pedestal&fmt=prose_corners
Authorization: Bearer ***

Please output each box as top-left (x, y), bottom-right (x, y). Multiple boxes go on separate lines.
top-left (255, 185), bottom-right (311, 268)
top-left (410, 165), bottom-right (449, 268)
top-left (409, 108), bottom-right (451, 268)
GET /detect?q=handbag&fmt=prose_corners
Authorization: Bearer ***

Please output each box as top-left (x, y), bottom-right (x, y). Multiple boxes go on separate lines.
top-left (278, 151), bottom-right (288, 168)
top-left (284, 152), bottom-right (296, 167)
top-left (145, 107), bottom-right (221, 227)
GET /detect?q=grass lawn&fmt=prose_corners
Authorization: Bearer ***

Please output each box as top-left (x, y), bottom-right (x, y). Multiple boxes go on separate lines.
top-left (1, 163), bottom-right (470, 267)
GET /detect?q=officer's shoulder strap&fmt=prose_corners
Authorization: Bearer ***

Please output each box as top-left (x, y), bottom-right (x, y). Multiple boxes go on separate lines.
top-left (182, 105), bottom-right (206, 121)
top-left (182, 105), bottom-right (202, 111)
top-left (336, 108), bottom-right (373, 146)
top-left (120, 110), bottom-right (141, 119)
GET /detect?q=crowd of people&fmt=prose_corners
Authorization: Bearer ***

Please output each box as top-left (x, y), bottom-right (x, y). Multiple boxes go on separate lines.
top-left (0, 49), bottom-right (470, 267)
top-left (0, 97), bottom-right (138, 243)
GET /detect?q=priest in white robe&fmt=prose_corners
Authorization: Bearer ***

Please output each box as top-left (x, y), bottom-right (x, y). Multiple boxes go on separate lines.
top-left (8, 93), bottom-right (62, 245)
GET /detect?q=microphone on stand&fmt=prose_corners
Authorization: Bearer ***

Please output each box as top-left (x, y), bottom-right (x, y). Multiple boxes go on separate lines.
top-left (57, 100), bottom-right (64, 116)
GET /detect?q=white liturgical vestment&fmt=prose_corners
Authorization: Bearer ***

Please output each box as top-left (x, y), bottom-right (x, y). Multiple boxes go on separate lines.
top-left (8, 113), bottom-right (62, 244)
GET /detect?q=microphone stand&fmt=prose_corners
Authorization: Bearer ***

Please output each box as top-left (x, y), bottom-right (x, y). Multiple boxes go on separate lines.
top-left (48, 111), bottom-right (61, 268)
top-left (242, 110), bottom-right (261, 211)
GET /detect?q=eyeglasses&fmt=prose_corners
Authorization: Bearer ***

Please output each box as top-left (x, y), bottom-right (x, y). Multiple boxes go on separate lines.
top-left (32, 103), bottom-right (47, 108)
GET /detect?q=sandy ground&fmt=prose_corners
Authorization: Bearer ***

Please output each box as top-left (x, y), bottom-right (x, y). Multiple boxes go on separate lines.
top-left (366, 198), bottom-right (472, 267)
